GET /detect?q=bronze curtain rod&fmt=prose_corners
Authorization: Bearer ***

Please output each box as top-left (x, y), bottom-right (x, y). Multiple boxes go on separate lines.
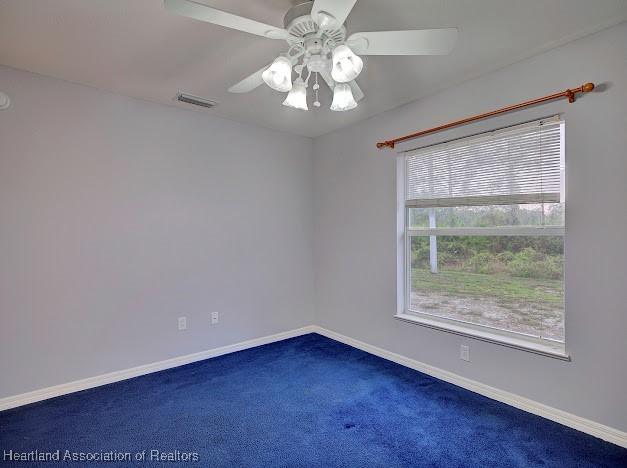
top-left (376, 83), bottom-right (595, 150)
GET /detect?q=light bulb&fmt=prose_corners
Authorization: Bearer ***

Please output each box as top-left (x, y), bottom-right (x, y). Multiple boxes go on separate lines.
top-left (262, 56), bottom-right (293, 92)
top-left (331, 45), bottom-right (363, 83)
top-left (282, 78), bottom-right (308, 111)
top-left (330, 83), bottom-right (357, 111)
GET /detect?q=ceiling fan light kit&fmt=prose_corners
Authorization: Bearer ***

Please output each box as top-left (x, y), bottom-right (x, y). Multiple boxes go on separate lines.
top-left (330, 83), bottom-right (357, 111)
top-left (283, 77), bottom-right (309, 110)
top-left (262, 56), bottom-right (293, 92)
top-left (165, 0), bottom-right (458, 113)
top-left (330, 44), bottom-right (363, 83)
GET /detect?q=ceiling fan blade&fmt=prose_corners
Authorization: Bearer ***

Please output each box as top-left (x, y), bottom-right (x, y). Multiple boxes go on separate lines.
top-left (164, 0), bottom-right (288, 39)
top-left (312, 0), bottom-right (357, 28)
top-left (228, 65), bottom-right (269, 93)
top-left (348, 28), bottom-right (458, 55)
top-left (348, 80), bottom-right (364, 102)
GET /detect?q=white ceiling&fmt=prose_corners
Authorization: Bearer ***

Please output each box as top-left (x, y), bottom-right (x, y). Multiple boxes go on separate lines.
top-left (0, 0), bottom-right (625, 137)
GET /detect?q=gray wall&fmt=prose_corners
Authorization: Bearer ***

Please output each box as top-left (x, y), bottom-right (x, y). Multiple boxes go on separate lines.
top-left (0, 65), bottom-right (314, 398)
top-left (313, 23), bottom-right (627, 431)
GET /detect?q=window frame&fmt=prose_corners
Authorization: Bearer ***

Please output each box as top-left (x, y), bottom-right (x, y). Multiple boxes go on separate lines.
top-left (395, 123), bottom-right (569, 360)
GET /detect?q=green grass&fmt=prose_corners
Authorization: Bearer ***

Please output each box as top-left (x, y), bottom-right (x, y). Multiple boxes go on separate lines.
top-left (411, 268), bottom-right (564, 308)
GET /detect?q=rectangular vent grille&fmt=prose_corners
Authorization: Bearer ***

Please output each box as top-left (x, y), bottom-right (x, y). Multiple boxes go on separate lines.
top-left (176, 93), bottom-right (218, 109)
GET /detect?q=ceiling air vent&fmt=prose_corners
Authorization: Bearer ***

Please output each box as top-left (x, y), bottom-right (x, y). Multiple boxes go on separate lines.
top-left (176, 93), bottom-right (218, 109)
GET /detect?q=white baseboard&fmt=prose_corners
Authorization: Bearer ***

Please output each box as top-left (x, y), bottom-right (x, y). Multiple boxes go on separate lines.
top-left (0, 325), bottom-right (316, 412)
top-left (312, 326), bottom-right (627, 449)
top-left (2, 324), bottom-right (625, 449)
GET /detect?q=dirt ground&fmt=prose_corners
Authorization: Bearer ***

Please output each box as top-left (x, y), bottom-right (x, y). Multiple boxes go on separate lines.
top-left (410, 291), bottom-right (564, 341)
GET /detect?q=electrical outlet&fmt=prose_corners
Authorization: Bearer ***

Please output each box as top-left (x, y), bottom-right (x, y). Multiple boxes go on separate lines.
top-left (178, 316), bottom-right (187, 331)
top-left (211, 311), bottom-right (219, 324)
top-left (460, 344), bottom-right (470, 362)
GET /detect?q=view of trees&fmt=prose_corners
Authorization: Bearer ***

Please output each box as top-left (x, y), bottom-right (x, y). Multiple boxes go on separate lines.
top-left (410, 203), bottom-right (564, 280)
top-left (410, 203), bottom-right (564, 229)
top-left (412, 235), bottom-right (563, 280)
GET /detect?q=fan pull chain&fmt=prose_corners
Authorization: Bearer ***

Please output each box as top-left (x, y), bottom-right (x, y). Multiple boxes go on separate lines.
top-left (313, 72), bottom-right (321, 108)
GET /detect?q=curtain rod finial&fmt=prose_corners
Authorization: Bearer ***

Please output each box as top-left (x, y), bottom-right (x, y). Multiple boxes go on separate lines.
top-left (376, 140), bottom-right (395, 149)
top-left (582, 82), bottom-right (595, 93)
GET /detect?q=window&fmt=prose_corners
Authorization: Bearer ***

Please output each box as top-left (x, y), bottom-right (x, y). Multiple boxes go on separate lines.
top-left (397, 117), bottom-right (566, 357)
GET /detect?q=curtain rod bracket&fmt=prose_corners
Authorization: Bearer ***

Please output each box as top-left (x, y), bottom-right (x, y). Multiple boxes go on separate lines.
top-left (377, 82), bottom-right (595, 150)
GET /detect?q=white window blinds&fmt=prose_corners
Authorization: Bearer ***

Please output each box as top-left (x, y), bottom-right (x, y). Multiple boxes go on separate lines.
top-left (405, 117), bottom-right (564, 208)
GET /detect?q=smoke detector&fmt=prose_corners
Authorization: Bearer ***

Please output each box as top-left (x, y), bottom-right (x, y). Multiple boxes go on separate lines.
top-left (0, 92), bottom-right (10, 110)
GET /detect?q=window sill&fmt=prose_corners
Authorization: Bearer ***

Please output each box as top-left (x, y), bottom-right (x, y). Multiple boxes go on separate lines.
top-left (395, 312), bottom-right (570, 361)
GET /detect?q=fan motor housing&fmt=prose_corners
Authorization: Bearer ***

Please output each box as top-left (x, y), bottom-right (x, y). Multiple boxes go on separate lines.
top-left (283, 1), bottom-right (315, 28)
top-left (283, 1), bottom-right (346, 46)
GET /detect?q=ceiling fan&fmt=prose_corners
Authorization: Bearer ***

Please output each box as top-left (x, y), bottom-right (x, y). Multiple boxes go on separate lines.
top-left (164, 0), bottom-right (458, 112)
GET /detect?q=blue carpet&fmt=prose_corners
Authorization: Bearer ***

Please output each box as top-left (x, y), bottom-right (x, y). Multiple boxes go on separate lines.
top-left (1, 334), bottom-right (625, 467)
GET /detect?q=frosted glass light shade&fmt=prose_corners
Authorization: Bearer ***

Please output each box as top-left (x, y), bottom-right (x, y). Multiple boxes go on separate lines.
top-left (331, 45), bottom-right (363, 83)
top-left (330, 83), bottom-right (357, 111)
top-left (262, 56), bottom-right (293, 92)
top-left (282, 78), bottom-right (308, 110)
